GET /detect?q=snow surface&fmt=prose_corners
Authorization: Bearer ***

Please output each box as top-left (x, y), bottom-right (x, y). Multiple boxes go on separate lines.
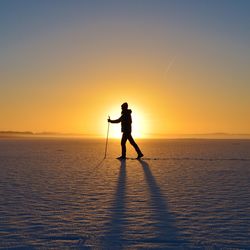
top-left (0, 138), bottom-right (249, 249)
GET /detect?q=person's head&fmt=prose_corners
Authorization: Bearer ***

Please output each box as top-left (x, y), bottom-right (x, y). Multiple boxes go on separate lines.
top-left (121, 102), bottom-right (128, 111)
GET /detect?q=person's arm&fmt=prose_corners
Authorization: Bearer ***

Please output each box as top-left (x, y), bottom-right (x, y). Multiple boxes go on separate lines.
top-left (108, 116), bottom-right (122, 123)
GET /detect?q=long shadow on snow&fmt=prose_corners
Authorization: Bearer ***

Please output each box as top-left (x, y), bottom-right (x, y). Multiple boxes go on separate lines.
top-left (138, 159), bottom-right (188, 248)
top-left (102, 160), bottom-right (127, 249)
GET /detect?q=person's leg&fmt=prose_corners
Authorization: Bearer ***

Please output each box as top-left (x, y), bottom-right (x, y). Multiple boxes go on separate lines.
top-left (127, 134), bottom-right (143, 157)
top-left (121, 133), bottom-right (128, 158)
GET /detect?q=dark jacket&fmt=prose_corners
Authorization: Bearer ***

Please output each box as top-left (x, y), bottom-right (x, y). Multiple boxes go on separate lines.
top-left (110, 109), bottom-right (132, 133)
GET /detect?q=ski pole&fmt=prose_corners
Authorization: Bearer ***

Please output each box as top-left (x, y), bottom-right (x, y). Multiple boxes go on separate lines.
top-left (104, 116), bottom-right (110, 159)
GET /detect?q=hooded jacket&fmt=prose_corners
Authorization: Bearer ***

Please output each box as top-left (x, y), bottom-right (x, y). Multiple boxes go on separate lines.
top-left (110, 109), bottom-right (132, 133)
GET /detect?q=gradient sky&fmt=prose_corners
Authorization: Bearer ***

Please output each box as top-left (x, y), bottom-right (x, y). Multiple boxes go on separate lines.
top-left (1, 0), bottom-right (250, 138)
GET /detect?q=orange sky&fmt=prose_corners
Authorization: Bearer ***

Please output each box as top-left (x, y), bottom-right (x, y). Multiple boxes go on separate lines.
top-left (1, 1), bottom-right (250, 138)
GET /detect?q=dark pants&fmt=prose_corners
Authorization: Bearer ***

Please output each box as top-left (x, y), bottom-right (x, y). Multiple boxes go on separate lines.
top-left (121, 132), bottom-right (142, 157)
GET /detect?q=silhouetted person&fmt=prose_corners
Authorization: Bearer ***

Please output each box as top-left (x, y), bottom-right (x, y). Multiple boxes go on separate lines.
top-left (108, 102), bottom-right (144, 160)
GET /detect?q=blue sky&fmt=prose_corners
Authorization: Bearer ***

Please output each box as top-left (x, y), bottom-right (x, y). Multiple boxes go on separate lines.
top-left (0, 0), bottom-right (249, 135)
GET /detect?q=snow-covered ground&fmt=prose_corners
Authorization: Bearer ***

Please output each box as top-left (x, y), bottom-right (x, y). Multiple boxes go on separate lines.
top-left (0, 138), bottom-right (249, 249)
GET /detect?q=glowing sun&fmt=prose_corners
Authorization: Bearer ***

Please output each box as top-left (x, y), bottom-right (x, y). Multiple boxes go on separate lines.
top-left (107, 105), bottom-right (148, 139)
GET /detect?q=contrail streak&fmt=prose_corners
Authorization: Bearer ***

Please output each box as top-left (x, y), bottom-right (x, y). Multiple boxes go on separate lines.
top-left (164, 55), bottom-right (176, 76)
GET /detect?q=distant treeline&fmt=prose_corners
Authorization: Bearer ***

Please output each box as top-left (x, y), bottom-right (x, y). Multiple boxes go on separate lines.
top-left (0, 131), bottom-right (86, 137)
top-left (0, 131), bottom-right (34, 135)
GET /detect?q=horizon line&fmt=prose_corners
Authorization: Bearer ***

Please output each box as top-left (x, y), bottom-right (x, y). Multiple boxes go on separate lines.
top-left (1, 131), bottom-right (250, 139)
